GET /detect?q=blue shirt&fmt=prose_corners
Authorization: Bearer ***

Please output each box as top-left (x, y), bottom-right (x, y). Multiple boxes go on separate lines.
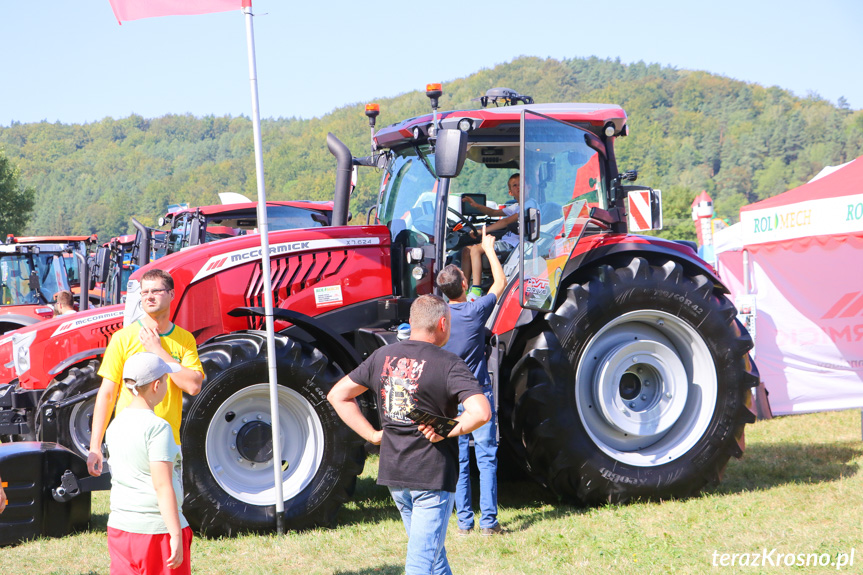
top-left (443, 293), bottom-right (497, 387)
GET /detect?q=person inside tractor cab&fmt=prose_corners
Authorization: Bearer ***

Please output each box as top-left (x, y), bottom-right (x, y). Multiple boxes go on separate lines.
top-left (53, 290), bottom-right (76, 316)
top-left (460, 173), bottom-right (520, 299)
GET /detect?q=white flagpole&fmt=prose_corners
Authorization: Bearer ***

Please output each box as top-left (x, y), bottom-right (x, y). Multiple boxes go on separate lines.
top-left (243, 1), bottom-right (285, 534)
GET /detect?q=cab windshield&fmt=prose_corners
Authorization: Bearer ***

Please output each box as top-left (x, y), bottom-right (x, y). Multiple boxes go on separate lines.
top-left (378, 138), bottom-right (606, 245)
top-left (378, 146), bottom-right (439, 238)
top-left (0, 252), bottom-right (70, 306)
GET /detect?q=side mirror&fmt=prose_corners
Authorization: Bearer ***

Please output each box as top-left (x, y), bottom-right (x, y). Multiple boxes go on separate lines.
top-left (627, 188), bottom-right (663, 231)
top-left (435, 129), bottom-right (467, 178)
top-left (92, 247), bottom-right (111, 284)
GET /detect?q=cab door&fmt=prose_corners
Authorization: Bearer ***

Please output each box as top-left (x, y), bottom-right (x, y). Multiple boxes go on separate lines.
top-left (519, 110), bottom-right (607, 311)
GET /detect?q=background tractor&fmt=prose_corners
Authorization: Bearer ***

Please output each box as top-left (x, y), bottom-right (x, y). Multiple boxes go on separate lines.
top-left (0, 87), bottom-right (759, 537)
top-left (92, 200), bottom-right (334, 305)
top-left (0, 235), bottom-right (96, 335)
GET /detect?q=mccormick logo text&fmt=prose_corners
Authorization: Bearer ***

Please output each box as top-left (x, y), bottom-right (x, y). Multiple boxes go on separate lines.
top-left (777, 292), bottom-right (863, 349)
top-left (229, 242), bottom-right (310, 263)
top-left (52, 309), bottom-right (125, 337)
top-left (192, 237), bottom-right (381, 283)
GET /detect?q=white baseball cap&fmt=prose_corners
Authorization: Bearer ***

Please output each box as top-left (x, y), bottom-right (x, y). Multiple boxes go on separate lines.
top-left (123, 352), bottom-right (181, 392)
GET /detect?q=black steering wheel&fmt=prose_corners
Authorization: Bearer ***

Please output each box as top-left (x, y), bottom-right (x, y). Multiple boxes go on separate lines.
top-left (446, 207), bottom-right (479, 235)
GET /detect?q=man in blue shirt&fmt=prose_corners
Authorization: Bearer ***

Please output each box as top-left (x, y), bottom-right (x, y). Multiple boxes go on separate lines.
top-left (437, 228), bottom-right (506, 535)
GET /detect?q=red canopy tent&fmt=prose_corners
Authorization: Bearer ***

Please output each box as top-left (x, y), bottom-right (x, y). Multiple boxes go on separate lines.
top-left (718, 157), bottom-right (863, 415)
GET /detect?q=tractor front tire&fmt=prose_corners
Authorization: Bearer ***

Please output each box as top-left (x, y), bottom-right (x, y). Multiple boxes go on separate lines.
top-left (181, 332), bottom-right (367, 536)
top-left (509, 256), bottom-right (758, 504)
top-left (40, 360), bottom-right (102, 459)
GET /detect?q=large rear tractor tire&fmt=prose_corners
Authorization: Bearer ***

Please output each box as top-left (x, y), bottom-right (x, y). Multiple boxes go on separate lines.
top-left (181, 332), bottom-right (367, 536)
top-left (508, 256), bottom-right (758, 504)
top-left (39, 360), bottom-right (102, 459)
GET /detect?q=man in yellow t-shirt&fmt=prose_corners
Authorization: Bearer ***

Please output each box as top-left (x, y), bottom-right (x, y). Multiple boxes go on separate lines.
top-left (87, 269), bottom-right (204, 477)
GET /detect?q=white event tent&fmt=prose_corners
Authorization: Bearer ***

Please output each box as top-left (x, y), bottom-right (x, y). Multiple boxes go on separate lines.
top-left (716, 157), bottom-right (863, 415)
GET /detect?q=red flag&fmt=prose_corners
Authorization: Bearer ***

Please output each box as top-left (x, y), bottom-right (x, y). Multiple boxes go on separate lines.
top-left (108, 0), bottom-right (248, 24)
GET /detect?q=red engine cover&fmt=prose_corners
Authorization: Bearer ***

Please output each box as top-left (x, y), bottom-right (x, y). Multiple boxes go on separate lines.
top-left (1, 225), bottom-right (393, 391)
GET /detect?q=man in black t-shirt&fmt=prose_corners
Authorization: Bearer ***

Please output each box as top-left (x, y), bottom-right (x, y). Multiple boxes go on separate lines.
top-left (328, 295), bottom-right (491, 575)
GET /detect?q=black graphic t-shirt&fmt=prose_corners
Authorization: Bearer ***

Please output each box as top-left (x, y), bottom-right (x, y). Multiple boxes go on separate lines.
top-left (349, 339), bottom-right (482, 491)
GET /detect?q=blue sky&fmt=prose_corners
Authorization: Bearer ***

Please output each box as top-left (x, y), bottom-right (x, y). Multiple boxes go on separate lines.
top-left (1, 0), bottom-right (861, 126)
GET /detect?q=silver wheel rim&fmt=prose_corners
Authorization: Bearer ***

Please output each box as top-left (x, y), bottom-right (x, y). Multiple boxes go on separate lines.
top-left (205, 383), bottom-right (324, 505)
top-left (68, 396), bottom-right (95, 457)
top-left (575, 310), bottom-right (717, 467)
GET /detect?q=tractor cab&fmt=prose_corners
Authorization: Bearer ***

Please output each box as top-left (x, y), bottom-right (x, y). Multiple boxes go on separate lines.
top-left (0, 235), bottom-right (97, 333)
top-left (369, 86), bottom-right (648, 310)
top-left (159, 200), bottom-right (334, 254)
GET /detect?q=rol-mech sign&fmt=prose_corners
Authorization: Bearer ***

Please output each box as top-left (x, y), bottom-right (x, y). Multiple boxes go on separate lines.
top-left (740, 193), bottom-right (863, 246)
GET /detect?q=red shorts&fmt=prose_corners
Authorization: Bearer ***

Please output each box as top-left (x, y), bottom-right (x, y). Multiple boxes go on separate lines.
top-left (107, 525), bottom-right (193, 574)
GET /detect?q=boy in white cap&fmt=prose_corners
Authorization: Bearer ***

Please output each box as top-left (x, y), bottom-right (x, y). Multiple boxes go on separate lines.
top-left (105, 352), bottom-right (191, 574)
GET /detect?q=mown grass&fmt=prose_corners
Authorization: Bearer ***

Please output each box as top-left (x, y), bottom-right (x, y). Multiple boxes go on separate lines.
top-left (2, 409), bottom-right (862, 574)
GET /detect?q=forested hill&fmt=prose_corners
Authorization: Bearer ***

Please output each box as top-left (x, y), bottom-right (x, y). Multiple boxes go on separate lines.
top-left (2, 56), bottom-right (862, 241)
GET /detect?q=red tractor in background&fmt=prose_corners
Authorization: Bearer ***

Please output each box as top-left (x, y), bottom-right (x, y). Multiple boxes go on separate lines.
top-left (0, 235), bottom-right (96, 335)
top-left (0, 87), bottom-right (759, 537)
top-left (0, 199), bottom-right (335, 457)
top-left (92, 200), bottom-right (334, 305)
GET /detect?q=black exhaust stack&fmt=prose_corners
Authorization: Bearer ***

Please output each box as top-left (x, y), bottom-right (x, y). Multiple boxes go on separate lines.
top-left (327, 133), bottom-right (352, 227)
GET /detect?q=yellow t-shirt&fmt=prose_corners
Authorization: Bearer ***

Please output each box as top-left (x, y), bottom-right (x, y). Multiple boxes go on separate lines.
top-left (98, 321), bottom-right (204, 445)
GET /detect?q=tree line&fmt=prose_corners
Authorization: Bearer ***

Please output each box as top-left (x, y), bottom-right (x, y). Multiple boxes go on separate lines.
top-left (1, 55), bottom-right (861, 242)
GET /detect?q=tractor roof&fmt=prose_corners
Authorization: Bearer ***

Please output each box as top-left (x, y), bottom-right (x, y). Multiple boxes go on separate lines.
top-left (0, 243), bottom-right (66, 254)
top-left (165, 200), bottom-right (334, 219)
top-left (7, 235), bottom-right (97, 245)
top-left (373, 103), bottom-right (627, 150)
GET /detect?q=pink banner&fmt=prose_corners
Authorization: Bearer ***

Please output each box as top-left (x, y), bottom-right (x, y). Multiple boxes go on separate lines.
top-left (720, 235), bottom-right (863, 415)
top-left (108, 0), bottom-right (246, 23)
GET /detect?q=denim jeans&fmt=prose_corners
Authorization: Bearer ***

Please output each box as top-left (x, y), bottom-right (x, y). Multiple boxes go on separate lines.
top-left (388, 487), bottom-right (455, 575)
top-left (455, 386), bottom-right (498, 530)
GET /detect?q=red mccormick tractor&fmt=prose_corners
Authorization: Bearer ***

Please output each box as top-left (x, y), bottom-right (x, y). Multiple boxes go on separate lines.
top-left (92, 200), bottom-right (334, 305)
top-left (0, 235), bottom-right (96, 335)
top-left (0, 88), bottom-right (758, 536)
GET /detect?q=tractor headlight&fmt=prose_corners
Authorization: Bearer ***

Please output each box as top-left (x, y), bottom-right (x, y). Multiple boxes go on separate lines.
top-left (124, 279), bottom-right (143, 327)
top-left (12, 331), bottom-right (37, 377)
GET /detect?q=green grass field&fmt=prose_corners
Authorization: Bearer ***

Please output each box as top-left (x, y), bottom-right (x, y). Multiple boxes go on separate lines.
top-left (2, 409), bottom-right (861, 574)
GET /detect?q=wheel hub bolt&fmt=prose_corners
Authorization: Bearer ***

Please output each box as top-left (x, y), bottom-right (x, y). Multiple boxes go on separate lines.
top-left (641, 395), bottom-right (647, 400)
top-left (243, 418), bottom-right (249, 423)
top-left (666, 392), bottom-right (673, 399)
top-left (657, 319), bottom-right (664, 326)
top-left (629, 402), bottom-right (636, 408)
top-left (257, 414), bottom-right (262, 420)
top-left (232, 429), bottom-right (238, 435)
top-left (230, 444), bottom-right (236, 450)
top-left (645, 380), bottom-right (651, 386)
top-left (237, 457), bottom-right (243, 463)
top-left (632, 357), bottom-right (639, 363)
